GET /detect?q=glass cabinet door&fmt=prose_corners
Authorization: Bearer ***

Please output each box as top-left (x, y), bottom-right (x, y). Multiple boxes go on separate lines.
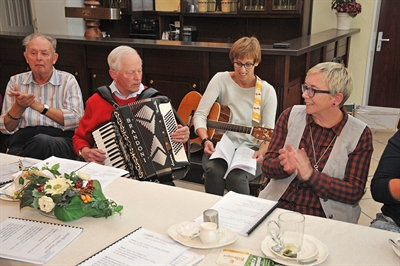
top-left (273, 0), bottom-right (297, 10)
top-left (240, 0), bottom-right (299, 13)
top-left (243, 0), bottom-right (265, 11)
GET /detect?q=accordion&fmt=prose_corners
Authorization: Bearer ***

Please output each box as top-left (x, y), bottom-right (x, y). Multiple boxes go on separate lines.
top-left (92, 96), bottom-right (190, 182)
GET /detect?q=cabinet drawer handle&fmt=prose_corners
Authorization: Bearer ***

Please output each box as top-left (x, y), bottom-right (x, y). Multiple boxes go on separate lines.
top-left (93, 74), bottom-right (97, 79)
top-left (150, 80), bottom-right (154, 85)
top-left (192, 83), bottom-right (197, 89)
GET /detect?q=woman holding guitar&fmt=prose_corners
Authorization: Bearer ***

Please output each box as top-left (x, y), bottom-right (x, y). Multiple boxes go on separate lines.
top-left (193, 37), bottom-right (277, 196)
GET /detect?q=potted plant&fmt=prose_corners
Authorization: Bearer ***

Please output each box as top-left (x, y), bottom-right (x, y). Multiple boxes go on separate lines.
top-left (331, 0), bottom-right (362, 30)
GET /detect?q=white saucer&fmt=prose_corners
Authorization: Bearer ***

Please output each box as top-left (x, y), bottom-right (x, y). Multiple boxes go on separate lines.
top-left (0, 183), bottom-right (18, 202)
top-left (168, 223), bottom-right (238, 249)
top-left (261, 234), bottom-right (329, 266)
top-left (176, 221), bottom-right (200, 239)
top-left (392, 237), bottom-right (400, 257)
top-left (267, 235), bottom-right (318, 260)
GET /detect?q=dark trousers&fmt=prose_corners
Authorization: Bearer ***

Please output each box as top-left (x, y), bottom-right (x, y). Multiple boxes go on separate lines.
top-left (6, 126), bottom-right (75, 160)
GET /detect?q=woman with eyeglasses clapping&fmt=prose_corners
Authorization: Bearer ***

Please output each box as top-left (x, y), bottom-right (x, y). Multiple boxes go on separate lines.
top-left (259, 62), bottom-right (373, 224)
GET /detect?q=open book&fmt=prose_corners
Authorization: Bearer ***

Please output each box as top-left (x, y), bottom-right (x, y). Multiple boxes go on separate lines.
top-left (210, 134), bottom-right (257, 179)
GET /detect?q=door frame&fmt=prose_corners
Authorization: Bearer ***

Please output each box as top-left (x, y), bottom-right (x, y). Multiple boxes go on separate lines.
top-left (362, 0), bottom-right (382, 105)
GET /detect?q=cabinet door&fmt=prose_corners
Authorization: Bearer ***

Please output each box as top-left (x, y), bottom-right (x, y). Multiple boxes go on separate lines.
top-left (146, 76), bottom-right (199, 112)
top-left (240, 0), bottom-right (300, 13)
top-left (89, 69), bottom-right (113, 100)
top-left (0, 62), bottom-right (29, 102)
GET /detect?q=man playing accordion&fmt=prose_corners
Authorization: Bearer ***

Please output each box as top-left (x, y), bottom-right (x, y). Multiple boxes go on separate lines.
top-left (73, 46), bottom-right (189, 185)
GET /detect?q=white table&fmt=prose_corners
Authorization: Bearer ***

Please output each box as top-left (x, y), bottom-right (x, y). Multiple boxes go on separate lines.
top-left (1, 153), bottom-right (400, 265)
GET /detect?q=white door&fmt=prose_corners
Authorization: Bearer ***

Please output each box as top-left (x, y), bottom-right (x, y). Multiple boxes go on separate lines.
top-left (0, 0), bottom-right (34, 33)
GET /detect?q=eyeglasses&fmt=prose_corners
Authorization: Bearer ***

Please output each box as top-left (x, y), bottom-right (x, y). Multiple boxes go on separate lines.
top-left (233, 62), bottom-right (255, 69)
top-left (301, 84), bottom-right (331, 98)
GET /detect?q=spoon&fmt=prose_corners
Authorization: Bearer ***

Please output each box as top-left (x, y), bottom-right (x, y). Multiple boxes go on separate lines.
top-left (389, 239), bottom-right (400, 249)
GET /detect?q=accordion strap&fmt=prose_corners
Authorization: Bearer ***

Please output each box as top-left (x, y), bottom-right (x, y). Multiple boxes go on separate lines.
top-left (137, 87), bottom-right (162, 100)
top-left (96, 86), bottom-right (119, 108)
top-left (96, 86), bottom-right (163, 108)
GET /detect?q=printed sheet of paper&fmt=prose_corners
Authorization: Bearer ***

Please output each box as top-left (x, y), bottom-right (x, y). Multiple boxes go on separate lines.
top-left (0, 158), bottom-right (38, 184)
top-left (14, 156), bottom-right (128, 189)
top-left (195, 191), bottom-right (278, 236)
top-left (0, 217), bottom-right (83, 265)
top-left (79, 228), bottom-right (189, 265)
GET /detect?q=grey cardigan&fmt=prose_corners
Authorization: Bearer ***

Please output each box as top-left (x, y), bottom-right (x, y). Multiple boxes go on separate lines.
top-left (259, 105), bottom-right (367, 223)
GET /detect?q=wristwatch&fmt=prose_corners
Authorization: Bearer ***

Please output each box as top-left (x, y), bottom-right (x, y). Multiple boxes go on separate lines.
top-left (201, 137), bottom-right (212, 147)
top-left (41, 104), bottom-right (49, 115)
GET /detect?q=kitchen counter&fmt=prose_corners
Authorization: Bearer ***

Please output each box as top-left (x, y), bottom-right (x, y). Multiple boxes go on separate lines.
top-left (0, 28), bottom-right (360, 55)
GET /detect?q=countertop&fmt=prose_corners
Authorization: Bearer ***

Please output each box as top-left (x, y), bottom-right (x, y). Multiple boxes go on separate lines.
top-left (0, 28), bottom-right (360, 56)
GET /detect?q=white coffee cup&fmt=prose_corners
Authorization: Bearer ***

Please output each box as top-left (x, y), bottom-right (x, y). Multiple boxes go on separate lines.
top-left (199, 222), bottom-right (224, 245)
top-left (267, 212), bottom-right (305, 256)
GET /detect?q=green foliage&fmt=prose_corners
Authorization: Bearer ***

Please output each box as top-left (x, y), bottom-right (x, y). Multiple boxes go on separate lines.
top-left (16, 164), bottom-right (123, 222)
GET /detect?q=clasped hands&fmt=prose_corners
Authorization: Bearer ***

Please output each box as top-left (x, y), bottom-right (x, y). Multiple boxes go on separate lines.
top-left (278, 144), bottom-right (314, 181)
top-left (8, 84), bottom-right (42, 112)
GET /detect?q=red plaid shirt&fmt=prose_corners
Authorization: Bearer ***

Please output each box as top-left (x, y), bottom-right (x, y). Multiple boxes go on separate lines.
top-left (262, 106), bottom-right (373, 218)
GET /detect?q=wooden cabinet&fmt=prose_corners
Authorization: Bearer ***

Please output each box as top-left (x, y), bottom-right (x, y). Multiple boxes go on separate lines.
top-left (142, 49), bottom-right (205, 110)
top-left (126, 0), bottom-right (311, 44)
top-left (85, 45), bottom-right (115, 97)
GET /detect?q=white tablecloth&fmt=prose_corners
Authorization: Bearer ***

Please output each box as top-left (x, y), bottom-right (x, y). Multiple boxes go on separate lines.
top-left (1, 153), bottom-right (399, 265)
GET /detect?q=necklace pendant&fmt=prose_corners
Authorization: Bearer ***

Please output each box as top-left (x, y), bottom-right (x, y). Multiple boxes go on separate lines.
top-left (314, 164), bottom-right (318, 171)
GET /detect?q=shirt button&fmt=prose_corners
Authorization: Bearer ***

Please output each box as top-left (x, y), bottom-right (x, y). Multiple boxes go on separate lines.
top-left (324, 199), bottom-right (328, 202)
top-left (328, 214), bottom-right (333, 219)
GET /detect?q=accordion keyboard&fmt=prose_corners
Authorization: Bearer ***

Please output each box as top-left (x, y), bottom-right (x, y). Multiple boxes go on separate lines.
top-left (92, 122), bottom-right (126, 169)
top-left (158, 102), bottom-right (187, 163)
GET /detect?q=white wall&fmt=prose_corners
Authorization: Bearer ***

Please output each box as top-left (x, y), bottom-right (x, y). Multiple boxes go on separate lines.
top-left (30, 0), bottom-right (85, 36)
top-left (311, 0), bottom-right (377, 105)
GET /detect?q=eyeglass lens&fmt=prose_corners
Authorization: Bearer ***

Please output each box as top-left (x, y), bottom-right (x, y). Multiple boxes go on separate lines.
top-left (234, 62), bottom-right (254, 69)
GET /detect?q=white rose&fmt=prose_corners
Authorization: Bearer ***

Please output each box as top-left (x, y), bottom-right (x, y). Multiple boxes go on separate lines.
top-left (77, 171), bottom-right (91, 181)
top-left (38, 196), bottom-right (55, 213)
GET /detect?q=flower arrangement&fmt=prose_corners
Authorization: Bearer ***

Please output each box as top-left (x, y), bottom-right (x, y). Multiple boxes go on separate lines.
top-left (331, 0), bottom-right (362, 17)
top-left (14, 163), bottom-right (123, 222)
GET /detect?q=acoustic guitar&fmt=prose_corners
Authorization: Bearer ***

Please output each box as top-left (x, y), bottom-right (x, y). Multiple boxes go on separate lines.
top-left (177, 91), bottom-right (273, 149)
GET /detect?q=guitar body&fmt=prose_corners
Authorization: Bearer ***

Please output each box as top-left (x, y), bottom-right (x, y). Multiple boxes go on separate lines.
top-left (177, 91), bottom-right (273, 151)
top-left (177, 91), bottom-right (230, 147)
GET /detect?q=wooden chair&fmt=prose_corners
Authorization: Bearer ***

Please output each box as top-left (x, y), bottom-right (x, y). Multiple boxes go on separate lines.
top-left (249, 174), bottom-right (269, 197)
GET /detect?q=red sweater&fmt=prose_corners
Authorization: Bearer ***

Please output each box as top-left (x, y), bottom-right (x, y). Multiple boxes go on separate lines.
top-left (72, 93), bottom-right (140, 155)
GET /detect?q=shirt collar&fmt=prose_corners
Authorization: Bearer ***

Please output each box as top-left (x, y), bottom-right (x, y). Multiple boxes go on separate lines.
top-left (22, 67), bottom-right (58, 86)
top-left (307, 106), bottom-right (349, 136)
top-left (109, 81), bottom-right (144, 100)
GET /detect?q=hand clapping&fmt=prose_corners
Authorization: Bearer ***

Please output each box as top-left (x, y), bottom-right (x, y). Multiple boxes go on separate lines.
top-left (279, 144), bottom-right (314, 181)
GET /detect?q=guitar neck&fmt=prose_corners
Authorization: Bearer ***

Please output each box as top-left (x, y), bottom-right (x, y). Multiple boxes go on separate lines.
top-left (207, 120), bottom-right (253, 134)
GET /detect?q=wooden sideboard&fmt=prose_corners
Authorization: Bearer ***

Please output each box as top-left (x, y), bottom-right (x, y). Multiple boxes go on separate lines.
top-left (0, 28), bottom-right (359, 154)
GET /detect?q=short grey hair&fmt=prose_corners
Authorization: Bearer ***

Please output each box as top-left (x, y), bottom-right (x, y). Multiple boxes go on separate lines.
top-left (307, 62), bottom-right (353, 107)
top-left (107, 46), bottom-right (142, 73)
top-left (22, 33), bottom-right (57, 52)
